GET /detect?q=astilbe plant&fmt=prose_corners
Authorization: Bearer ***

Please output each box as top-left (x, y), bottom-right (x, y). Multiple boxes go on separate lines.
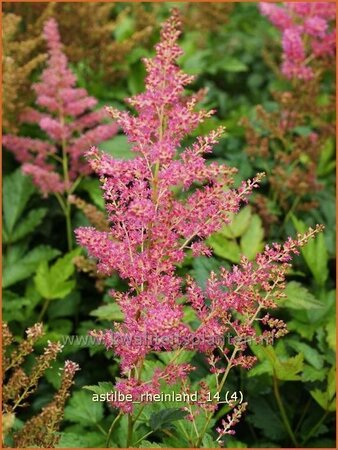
top-left (2, 12), bottom-right (46, 133)
top-left (3, 18), bottom-right (117, 250)
top-left (242, 2), bottom-right (336, 228)
top-left (3, 2), bottom-right (155, 84)
top-left (259, 2), bottom-right (336, 80)
top-left (2, 322), bottom-right (79, 447)
top-left (76, 11), bottom-right (323, 447)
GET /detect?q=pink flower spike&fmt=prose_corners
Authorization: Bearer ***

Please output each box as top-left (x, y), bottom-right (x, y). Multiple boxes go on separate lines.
top-left (4, 18), bottom-right (117, 197)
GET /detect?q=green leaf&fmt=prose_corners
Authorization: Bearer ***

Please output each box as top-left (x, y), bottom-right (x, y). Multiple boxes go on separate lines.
top-left (222, 57), bottom-right (248, 72)
top-left (64, 391), bottom-right (104, 426)
top-left (8, 208), bottom-right (47, 243)
top-left (310, 385), bottom-right (336, 412)
top-left (275, 353), bottom-right (304, 381)
top-left (3, 169), bottom-right (35, 238)
top-left (191, 256), bottom-right (222, 289)
top-left (99, 135), bottom-right (135, 160)
top-left (240, 214), bottom-right (264, 260)
top-left (90, 303), bottom-right (124, 322)
top-left (225, 436), bottom-right (248, 448)
top-left (202, 433), bottom-right (222, 448)
top-left (302, 365), bottom-right (327, 382)
top-left (220, 206), bottom-right (252, 239)
top-left (34, 249), bottom-right (80, 300)
top-left (207, 234), bottom-right (241, 263)
top-left (114, 16), bottom-right (134, 41)
top-left (56, 431), bottom-right (105, 448)
top-left (325, 315), bottom-right (336, 351)
top-left (260, 346), bottom-right (304, 381)
top-left (181, 49), bottom-right (209, 74)
top-left (284, 282), bottom-right (324, 310)
top-left (83, 382), bottom-right (114, 395)
top-left (317, 138), bottom-right (335, 176)
top-left (247, 398), bottom-right (285, 440)
top-left (128, 61), bottom-right (146, 95)
top-left (157, 350), bottom-right (195, 367)
top-left (79, 178), bottom-right (104, 209)
top-left (293, 125), bottom-right (312, 137)
top-left (149, 408), bottom-right (188, 432)
top-left (292, 216), bottom-right (328, 286)
top-left (287, 320), bottom-right (318, 341)
top-left (287, 340), bottom-right (324, 370)
top-left (139, 441), bottom-right (163, 448)
top-left (2, 291), bottom-right (31, 323)
top-left (208, 57), bottom-right (248, 74)
top-left (3, 245), bottom-right (60, 288)
top-left (44, 361), bottom-right (64, 389)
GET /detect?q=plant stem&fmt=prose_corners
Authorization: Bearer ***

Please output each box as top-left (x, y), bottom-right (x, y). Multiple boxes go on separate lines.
top-left (38, 298), bottom-right (50, 322)
top-left (133, 430), bottom-right (154, 447)
top-left (106, 413), bottom-right (122, 447)
top-left (301, 410), bottom-right (329, 446)
top-left (282, 195), bottom-right (300, 229)
top-left (95, 423), bottom-right (107, 436)
top-left (59, 109), bottom-right (73, 251)
top-left (272, 375), bottom-right (298, 447)
top-left (177, 421), bottom-right (193, 446)
top-left (294, 397), bottom-right (311, 434)
top-left (126, 414), bottom-right (134, 447)
top-left (194, 347), bottom-right (239, 447)
top-left (64, 200), bottom-right (73, 251)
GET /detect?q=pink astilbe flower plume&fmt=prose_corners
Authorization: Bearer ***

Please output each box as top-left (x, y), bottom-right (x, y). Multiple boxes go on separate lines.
top-left (260, 2), bottom-right (336, 80)
top-left (76, 10), bottom-right (323, 443)
top-left (3, 18), bottom-right (117, 198)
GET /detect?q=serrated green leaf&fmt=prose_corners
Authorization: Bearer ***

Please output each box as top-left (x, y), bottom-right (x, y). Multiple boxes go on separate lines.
top-left (292, 216), bottom-right (328, 286)
top-left (2, 291), bottom-right (31, 323)
top-left (221, 206), bottom-right (252, 239)
top-left (191, 256), bottom-right (222, 289)
top-left (90, 303), bottom-right (124, 322)
top-left (64, 391), bottom-right (104, 426)
top-left (275, 353), bottom-right (304, 381)
top-left (287, 340), bottom-right (324, 370)
top-left (240, 214), bottom-right (264, 260)
top-left (34, 249), bottom-right (80, 300)
top-left (302, 365), bottom-right (327, 382)
top-left (310, 387), bottom-right (336, 412)
top-left (260, 346), bottom-right (304, 381)
top-left (3, 169), bottom-right (35, 237)
top-left (8, 208), bottom-right (47, 243)
top-left (325, 316), bottom-right (336, 351)
top-left (247, 398), bottom-right (285, 440)
top-left (139, 441), bottom-right (163, 448)
top-left (149, 408), bottom-right (188, 432)
top-left (56, 431), bottom-right (105, 448)
top-left (207, 234), bottom-right (241, 263)
top-left (202, 433), bottom-right (220, 448)
top-left (284, 281), bottom-right (324, 310)
top-left (83, 382), bottom-right (114, 395)
top-left (3, 245), bottom-right (60, 288)
top-left (287, 319), bottom-right (318, 340)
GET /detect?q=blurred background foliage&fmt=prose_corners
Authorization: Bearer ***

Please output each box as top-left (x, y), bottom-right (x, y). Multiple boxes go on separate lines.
top-left (2, 2), bottom-right (336, 448)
